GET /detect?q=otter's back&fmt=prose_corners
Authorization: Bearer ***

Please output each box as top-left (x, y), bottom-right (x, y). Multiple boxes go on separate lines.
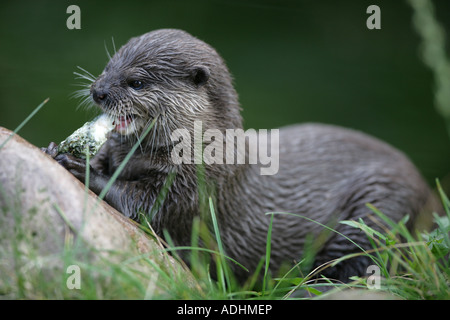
top-left (271, 123), bottom-right (430, 221)
top-left (219, 123), bottom-right (432, 280)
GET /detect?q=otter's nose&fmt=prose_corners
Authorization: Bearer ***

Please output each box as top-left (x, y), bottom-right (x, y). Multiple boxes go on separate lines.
top-left (92, 89), bottom-right (107, 104)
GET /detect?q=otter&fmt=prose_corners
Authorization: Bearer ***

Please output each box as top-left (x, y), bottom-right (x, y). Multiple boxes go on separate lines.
top-left (44, 29), bottom-right (434, 282)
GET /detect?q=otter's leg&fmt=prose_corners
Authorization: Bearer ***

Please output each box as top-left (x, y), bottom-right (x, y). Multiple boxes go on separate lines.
top-left (53, 153), bottom-right (155, 221)
top-left (312, 225), bottom-right (374, 283)
top-left (309, 170), bottom-right (420, 283)
top-left (53, 153), bottom-right (117, 198)
top-left (41, 142), bottom-right (59, 157)
top-left (41, 143), bottom-right (115, 197)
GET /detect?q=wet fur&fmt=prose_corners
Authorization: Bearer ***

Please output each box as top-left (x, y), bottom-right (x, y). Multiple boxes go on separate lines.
top-left (48, 29), bottom-right (434, 282)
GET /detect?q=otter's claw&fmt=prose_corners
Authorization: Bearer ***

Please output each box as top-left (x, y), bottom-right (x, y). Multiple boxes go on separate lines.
top-left (41, 142), bottom-right (59, 158)
top-left (55, 153), bottom-right (87, 182)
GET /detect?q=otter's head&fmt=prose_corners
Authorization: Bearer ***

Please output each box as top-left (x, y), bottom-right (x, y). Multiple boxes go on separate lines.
top-left (89, 29), bottom-right (242, 149)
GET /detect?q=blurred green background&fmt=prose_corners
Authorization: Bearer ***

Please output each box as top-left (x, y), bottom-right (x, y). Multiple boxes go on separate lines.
top-left (1, 0), bottom-right (449, 186)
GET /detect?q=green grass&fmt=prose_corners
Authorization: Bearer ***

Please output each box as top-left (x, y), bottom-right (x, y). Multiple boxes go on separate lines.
top-left (1, 97), bottom-right (449, 300)
top-left (2, 176), bottom-right (449, 299)
top-left (174, 186), bottom-right (450, 300)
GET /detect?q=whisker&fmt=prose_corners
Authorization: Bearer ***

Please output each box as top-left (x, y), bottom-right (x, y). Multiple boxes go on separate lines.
top-left (131, 114), bottom-right (144, 154)
top-left (77, 66), bottom-right (97, 81)
top-left (104, 40), bottom-right (112, 61)
top-left (111, 36), bottom-right (117, 54)
top-left (149, 118), bottom-right (158, 160)
top-left (73, 72), bottom-right (95, 83)
top-left (159, 114), bottom-right (172, 159)
top-left (71, 87), bottom-right (90, 98)
top-left (70, 85), bottom-right (94, 111)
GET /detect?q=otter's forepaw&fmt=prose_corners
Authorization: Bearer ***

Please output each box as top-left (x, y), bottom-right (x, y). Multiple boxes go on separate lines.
top-left (55, 153), bottom-right (87, 182)
top-left (41, 142), bottom-right (59, 158)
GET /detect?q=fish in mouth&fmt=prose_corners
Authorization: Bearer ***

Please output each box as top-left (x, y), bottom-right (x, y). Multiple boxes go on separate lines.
top-left (109, 113), bottom-right (150, 137)
top-left (112, 114), bottom-right (133, 134)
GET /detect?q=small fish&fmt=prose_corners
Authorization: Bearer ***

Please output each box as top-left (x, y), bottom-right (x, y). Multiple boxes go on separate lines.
top-left (57, 114), bottom-right (114, 159)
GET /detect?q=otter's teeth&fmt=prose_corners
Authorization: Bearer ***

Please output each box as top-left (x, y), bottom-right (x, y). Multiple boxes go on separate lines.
top-left (114, 115), bottom-right (133, 133)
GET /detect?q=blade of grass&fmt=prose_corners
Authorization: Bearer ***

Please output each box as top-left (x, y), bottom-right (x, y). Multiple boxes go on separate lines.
top-left (340, 218), bottom-right (390, 276)
top-left (272, 258), bottom-right (305, 293)
top-left (267, 212), bottom-right (370, 256)
top-left (83, 144), bottom-right (91, 216)
top-left (148, 170), bottom-right (176, 222)
top-left (97, 116), bottom-right (158, 202)
top-left (209, 196), bottom-right (232, 294)
top-left (262, 213), bottom-right (274, 295)
top-left (162, 246), bottom-right (248, 272)
top-left (267, 211), bottom-right (387, 282)
top-left (53, 203), bottom-right (77, 233)
top-left (436, 178), bottom-right (450, 217)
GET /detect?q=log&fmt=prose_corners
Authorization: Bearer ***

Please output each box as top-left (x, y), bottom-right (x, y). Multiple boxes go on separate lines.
top-left (0, 127), bottom-right (192, 298)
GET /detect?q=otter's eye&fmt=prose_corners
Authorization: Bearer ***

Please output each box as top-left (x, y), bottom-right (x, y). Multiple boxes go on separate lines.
top-left (129, 80), bottom-right (144, 90)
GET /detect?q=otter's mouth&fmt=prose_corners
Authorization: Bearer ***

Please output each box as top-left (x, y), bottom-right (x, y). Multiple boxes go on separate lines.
top-left (114, 115), bottom-right (132, 132)
top-left (112, 115), bottom-right (138, 135)
top-left (107, 112), bottom-right (150, 136)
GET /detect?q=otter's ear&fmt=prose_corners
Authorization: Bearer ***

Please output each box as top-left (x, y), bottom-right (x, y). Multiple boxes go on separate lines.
top-left (191, 66), bottom-right (210, 87)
